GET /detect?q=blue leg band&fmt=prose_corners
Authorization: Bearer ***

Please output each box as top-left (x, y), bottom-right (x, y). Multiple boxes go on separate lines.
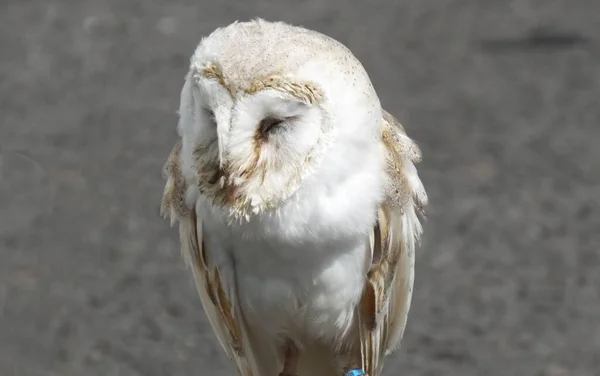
top-left (345, 369), bottom-right (365, 376)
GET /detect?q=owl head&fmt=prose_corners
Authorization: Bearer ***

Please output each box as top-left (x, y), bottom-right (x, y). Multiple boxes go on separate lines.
top-left (177, 19), bottom-right (383, 219)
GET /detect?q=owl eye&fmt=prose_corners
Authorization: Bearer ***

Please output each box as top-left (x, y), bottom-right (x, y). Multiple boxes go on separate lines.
top-left (204, 108), bottom-right (216, 122)
top-left (258, 117), bottom-right (285, 136)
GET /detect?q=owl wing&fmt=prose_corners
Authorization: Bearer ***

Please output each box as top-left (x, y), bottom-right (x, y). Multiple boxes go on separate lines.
top-left (358, 110), bottom-right (428, 375)
top-left (161, 142), bottom-right (257, 376)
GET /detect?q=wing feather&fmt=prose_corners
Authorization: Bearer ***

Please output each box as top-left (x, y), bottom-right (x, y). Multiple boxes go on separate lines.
top-left (358, 110), bottom-right (427, 375)
top-left (161, 142), bottom-right (258, 376)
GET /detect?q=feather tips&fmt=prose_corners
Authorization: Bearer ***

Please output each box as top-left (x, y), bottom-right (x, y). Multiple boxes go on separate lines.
top-left (381, 110), bottom-right (428, 217)
top-left (161, 142), bottom-right (256, 376)
top-left (358, 110), bottom-right (427, 375)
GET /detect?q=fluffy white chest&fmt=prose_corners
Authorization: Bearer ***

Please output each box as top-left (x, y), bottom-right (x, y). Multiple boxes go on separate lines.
top-left (191, 119), bottom-right (387, 345)
top-left (233, 228), bottom-right (369, 341)
top-left (197, 175), bottom-right (380, 344)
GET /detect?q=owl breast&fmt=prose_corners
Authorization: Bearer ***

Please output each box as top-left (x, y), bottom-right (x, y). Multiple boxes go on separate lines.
top-left (197, 138), bottom-right (386, 344)
top-left (200, 193), bottom-right (374, 344)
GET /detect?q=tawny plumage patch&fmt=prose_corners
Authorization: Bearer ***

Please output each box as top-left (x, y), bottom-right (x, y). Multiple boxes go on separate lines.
top-left (160, 141), bottom-right (190, 220)
top-left (191, 142), bottom-right (228, 206)
top-left (200, 62), bottom-right (231, 93)
top-left (213, 267), bottom-right (244, 355)
top-left (162, 152), bottom-right (246, 359)
top-left (247, 76), bottom-right (324, 104)
top-left (199, 62), bottom-right (324, 106)
top-left (381, 110), bottom-right (427, 217)
top-left (163, 172), bottom-right (250, 371)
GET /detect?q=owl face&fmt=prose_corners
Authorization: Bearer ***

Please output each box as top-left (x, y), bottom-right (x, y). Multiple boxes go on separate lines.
top-left (177, 19), bottom-right (383, 220)
top-left (179, 64), bottom-right (331, 218)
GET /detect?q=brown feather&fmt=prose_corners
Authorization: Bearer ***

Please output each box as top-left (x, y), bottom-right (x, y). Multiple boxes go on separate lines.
top-left (197, 62), bottom-right (324, 105)
top-left (357, 111), bottom-right (427, 376)
top-left (161, 141), bottom-right (255, 374)
top-left (160, 141), bottom-right (190, 219)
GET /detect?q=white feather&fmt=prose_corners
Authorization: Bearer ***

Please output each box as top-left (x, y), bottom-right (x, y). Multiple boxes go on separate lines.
top-left (162, 18), bottom-right (428, 376)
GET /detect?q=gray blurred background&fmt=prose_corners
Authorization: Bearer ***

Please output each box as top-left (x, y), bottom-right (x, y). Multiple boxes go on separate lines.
top-left (1, 1), bottom-right (599, 375)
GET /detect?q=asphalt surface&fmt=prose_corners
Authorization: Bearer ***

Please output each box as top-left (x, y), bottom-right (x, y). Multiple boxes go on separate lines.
top-left (1, 1), bottom-right (599, 375)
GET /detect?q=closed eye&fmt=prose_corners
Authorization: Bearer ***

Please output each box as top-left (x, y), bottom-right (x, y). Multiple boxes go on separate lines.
top-left (256, 116), bottom-right (299, 142)
top-left (258, 117), bottom-right (285, 135)
top-left (204, 108), bottom-right (216, 123)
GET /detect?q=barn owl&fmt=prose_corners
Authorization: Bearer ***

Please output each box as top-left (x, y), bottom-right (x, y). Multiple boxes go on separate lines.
top-left (161, 18), bottom-right (427, 376)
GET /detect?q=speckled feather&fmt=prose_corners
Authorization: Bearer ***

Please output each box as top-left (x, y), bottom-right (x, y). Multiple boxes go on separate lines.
top-left (161, 18), bottom-right (427, 376)
top-left (191, 20), bottom-right (367, 95)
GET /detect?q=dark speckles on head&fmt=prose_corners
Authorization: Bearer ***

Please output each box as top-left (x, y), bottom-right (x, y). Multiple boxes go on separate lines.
top-left (191, 18), bottom-right (377, 103)
top-left (185, 19), bottom-right (383, 217)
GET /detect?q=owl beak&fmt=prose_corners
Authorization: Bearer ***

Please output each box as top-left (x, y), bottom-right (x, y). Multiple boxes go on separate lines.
top-left (217, 135), bottom-right (226, 169)
top-left (225, 184), bottom-right (237, 203)
top-left (215, 112), bottom-right (230, 169)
